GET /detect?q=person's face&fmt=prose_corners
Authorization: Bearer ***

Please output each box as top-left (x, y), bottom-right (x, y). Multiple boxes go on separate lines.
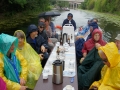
top-left (68, 16), bottom-right (72, 20)
top-left (115, 40), bottom-right (120, 50)
top-left (38, 26), bottom-right (44, 32)
top-left (40, 19), bottom-right (45, 23)
top-left (8, 43), bottom-right (15, 53)
top-left (102, 59), bottom-right (110, 67)
top-left (99, 50), bottom-right (110, 67)
top-left (17, 37), bottom-right (24, 47)
top-left (94, 33), bottom-right (100, 41)
top-left (45, 21), bottom-right (49, 26)
top-left (30, 31), bottom-right (38, 38)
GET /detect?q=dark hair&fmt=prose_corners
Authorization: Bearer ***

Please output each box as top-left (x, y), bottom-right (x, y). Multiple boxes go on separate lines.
top-left (93, 18), bottom-right (98, 22)
top-left (67, 13), bottom-right (73, 17)
top-left (14, 31), bottom-right (25, 39)
top-left (38, 17), bottom-right (45, 23)
top-left (45, 18), bottom-right (49, 22)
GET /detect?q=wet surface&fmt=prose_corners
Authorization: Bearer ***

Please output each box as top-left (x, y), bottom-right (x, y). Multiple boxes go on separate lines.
top-left (1, 9), bottom-right (120, 42)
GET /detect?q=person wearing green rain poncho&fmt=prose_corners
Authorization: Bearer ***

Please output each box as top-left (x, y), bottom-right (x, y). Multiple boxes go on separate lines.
top-left (14, 30), bottom-right (43, 89)
top-left (89, 42), bottom-right (120, 90)
top-left (0, 33), bottom-right (28, 90)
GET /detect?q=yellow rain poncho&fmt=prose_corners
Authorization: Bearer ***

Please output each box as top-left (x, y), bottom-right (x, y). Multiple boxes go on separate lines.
top-left (14, 30), bottom-right (43, 89)
top-left (0, 33), bottom-right (28, 90)
top-left (90, 42), bottom-right (120, 90)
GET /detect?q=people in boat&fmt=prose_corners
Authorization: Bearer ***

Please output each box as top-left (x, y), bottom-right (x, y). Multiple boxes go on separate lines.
top-left (86, 18), bottom-right (99, 40)
top-left (14, 30), bottom-right (43, 89)
top-left (77, 19), bottom-right (91, 36)
top-left (62, 13), bottom-right (76, 30)
top-left (0, 33), bottom-right (28, 90)
top-left (89, 42), bottom-right (120, 90)
top-left (26, 24), bottom-right (49, 68)
top-left (80, 29), bottom-right (106, 63)
top-left (76, 19), bottom-right (92, 40)
top-left (46, 16), bottom-right (58, 39)
top-left (45, 18), bottom-right (58, 49)
top-left (39, 17), bottom-right (58, 39)
top-left (38, 21), bottom-right (53, 51)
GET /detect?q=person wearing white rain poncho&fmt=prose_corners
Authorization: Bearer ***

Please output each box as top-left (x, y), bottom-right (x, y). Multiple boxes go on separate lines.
top-left (0, 33), bottom-right (28, 90)
top-left (14, 30), bottom-right (43, 89)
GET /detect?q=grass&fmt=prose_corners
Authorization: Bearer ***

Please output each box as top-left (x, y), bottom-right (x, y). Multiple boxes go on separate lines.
top-left (81, 9), bottom-right (120, 27)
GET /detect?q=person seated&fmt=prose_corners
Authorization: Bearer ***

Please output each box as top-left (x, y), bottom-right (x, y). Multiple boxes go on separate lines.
top-left (47, 16), bottom-right (58, 39)
top-left (62, 13), bottom-right (76, 30)
top-left (38, 21), bottom-right (54, 50)
top-left (26, 24), bottom-right (49, 68)
top-left (0, 33), bottom-right (28, 90)
top-left (86, 18), bottom-right (99, 40)
top-left (77, 19), bottom-right (91, 36)
top-left (89, 42), bottom-right (120, 90)
top-left (76, 20), bottom-right (93, 40)
top-left (80, 29), bottom-right (106, 63)
top-left (14, 30), bottom-right (43, 89)
top-left (39, 17), bottom-right (58, 39)
top-left (45, 19), bottom-right (58, 49)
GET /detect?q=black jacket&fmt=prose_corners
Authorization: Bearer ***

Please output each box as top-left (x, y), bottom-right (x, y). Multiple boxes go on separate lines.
top-left (62, 19), bottom-right (76, 30)
top-left (26, 35), bottom-right (48, 54)
top-left (38, 30), bottom-right (48, 44)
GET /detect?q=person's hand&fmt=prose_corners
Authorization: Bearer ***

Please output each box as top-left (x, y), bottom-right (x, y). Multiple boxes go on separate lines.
top-left (41, 45), bottom-right (45, 52)
top-left (20, 78), bottom-right (26, 86)
top-left (20, 86), bottom-right (27, 90)
top-left (76, 36), bottom-right (83, 40)
top-left (39, 54), bottom-right (44, 60)
top-left (95, 43), bottom-right (101, 49)
top-left (89, 86), bottom-right (98, 90)
top-left (80, 57), bottom-right (85, 64)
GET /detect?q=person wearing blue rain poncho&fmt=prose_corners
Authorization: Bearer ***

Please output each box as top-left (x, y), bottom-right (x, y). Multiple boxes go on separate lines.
top-left (0, 33), bottom-right (28, 90)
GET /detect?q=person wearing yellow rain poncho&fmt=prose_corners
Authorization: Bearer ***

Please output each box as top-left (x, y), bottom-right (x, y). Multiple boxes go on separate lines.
top-left (89, 42), bottom-right (120, 90)
top-left (14, 30), bottom-right (43, 89)
top-left (0, 33), bottom-right (28, 90)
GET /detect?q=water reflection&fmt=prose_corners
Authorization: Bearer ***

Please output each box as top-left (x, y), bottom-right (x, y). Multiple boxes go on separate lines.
top-left (1, 9), bottom-right (120, 42)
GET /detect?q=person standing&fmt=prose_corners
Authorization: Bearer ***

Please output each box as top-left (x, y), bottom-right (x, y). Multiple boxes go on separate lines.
top-left (62, 13), bottom-right (76, 30)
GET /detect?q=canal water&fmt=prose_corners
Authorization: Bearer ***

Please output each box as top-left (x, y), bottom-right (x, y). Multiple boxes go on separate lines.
top-left (2, 9), bottom-right (120, 42)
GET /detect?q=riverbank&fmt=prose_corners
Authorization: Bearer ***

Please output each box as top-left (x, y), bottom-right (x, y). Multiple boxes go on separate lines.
top-left (81, 9), bottom-right (120, 27)
top-left (0, 7), bottom-right (52, 32)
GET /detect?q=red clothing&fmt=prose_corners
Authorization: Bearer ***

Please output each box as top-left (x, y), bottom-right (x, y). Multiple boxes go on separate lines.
top-left (82, 29), bottom-right (106, 54)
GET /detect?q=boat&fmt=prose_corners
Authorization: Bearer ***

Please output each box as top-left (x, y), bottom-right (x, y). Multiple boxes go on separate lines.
top-left (64, 7), bottom-right (70, 11)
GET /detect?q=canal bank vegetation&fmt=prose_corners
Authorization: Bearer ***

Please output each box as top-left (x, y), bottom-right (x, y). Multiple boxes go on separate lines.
top-left (80, 0), bottom-right (120, 15)
top-left (0, 0), bottom-right (52, 31)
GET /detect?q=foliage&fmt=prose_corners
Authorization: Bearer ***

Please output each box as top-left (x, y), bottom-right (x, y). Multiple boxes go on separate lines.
top-left (80, 0), bottom-right (120, 15)
top-left (58, 1), bottom-right (69, 8)
top-left (0, 0), bottom-right (52, 31)
top-left (0, 0), bottom-right (51, 13)
top-left (86, 0), bottom-right (95, 10)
